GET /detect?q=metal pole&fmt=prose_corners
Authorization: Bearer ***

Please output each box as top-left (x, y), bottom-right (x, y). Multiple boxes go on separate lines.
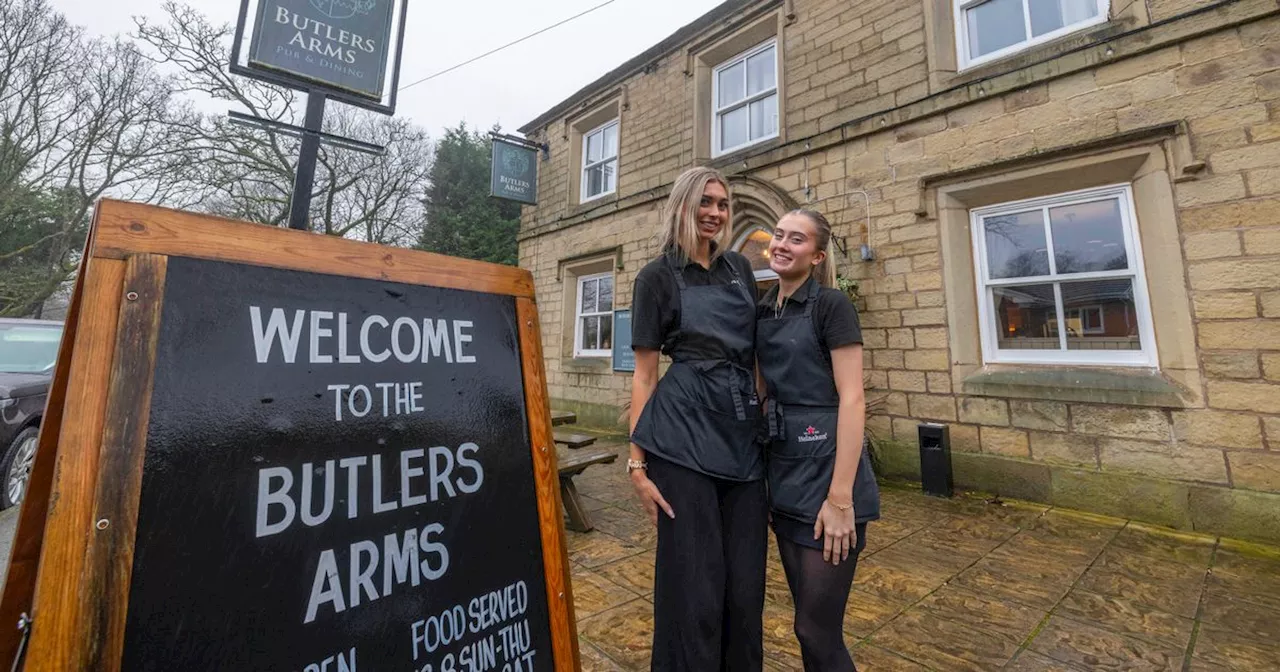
top-left (287, 91), bottom-right (327, 231)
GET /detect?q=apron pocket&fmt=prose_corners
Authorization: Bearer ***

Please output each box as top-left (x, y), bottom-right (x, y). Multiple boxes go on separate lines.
top-left (767, 450), bottom-right (834, 522)
top-left (774, 407), bottom-right (838, 459)
top-left (853, 445), bottom-right (881, 522)
top-left (635, 388), bottom-right (762, 479)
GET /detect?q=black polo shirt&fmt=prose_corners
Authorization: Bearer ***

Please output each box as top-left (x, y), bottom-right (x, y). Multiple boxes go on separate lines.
top-left (631, 248), bottom-right (759, 355)
top-left (758, 277), bottom-right (863, 351)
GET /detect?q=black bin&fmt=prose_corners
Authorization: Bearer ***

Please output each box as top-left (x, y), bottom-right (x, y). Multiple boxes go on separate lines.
top-left (918, 423), bottom-right (953, 498)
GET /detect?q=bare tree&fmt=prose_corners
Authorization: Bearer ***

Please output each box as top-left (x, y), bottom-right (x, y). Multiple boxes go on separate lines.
top-left (134, 2), bottom-right (431, 244)
top-left (0, 0), bottom-right (195, 317)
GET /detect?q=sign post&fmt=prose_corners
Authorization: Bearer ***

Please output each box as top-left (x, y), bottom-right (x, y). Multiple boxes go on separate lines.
top-left (228, 0), bottom-right (410, 230)
top-left (0, 201), bottom-right (580, 670)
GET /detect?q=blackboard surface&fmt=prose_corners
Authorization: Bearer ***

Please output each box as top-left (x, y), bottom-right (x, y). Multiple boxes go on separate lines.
top-left (121, 256), bottom-right (554, 671)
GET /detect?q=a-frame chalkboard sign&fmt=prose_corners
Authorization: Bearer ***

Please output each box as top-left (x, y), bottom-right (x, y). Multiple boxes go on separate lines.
top-left (0, 200), bottom-right (580, 671)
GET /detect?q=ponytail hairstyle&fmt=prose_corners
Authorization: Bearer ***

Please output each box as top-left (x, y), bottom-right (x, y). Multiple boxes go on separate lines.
top-left (787, 208), bottom-right (838, 288)
top-left (658, 167), bottom-right (733, 262)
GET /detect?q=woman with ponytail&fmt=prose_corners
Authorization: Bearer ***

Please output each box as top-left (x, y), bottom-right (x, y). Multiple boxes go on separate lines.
top-left (756, 209), bottom-right (880, 671)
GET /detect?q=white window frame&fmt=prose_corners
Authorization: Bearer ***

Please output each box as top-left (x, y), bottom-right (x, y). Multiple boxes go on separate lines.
top-left (574, 272), bottom-right (614, 358)
top-left (970, 183), bottom-right (1157, 367)
top-left (956, 0), bottom-right (1110, 70)
top-left (711, 39), bottom-right (779, 158)
top-left (732, 223), bottom-right (779, 282)
top-left (580, 119), bottom-right (619, 203)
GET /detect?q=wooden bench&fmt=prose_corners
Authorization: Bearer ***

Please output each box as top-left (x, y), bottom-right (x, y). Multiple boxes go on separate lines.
top-left (550, 410), bottom-right (577, 426)
top-left (553, 431), bottom-right (597, 449)
top-left (557, 448), bottom-right (618, 533)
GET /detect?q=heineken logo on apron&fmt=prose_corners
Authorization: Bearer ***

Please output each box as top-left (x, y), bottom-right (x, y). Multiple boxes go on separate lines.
top-left (798, 425), bottom-right (829, 442)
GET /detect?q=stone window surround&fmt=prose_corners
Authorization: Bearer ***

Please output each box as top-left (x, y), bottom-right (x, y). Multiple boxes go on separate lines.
top-left (954, 0), bottom-right (1112, 70)
top-left (581, 118), bottom-right (620, 203)
top-left (689, 10), bottom-right (788, 164)
top-left (934, 140), bottom-right (1204, 408)
top-left (969, 184), bottom-right (1158, 368)
top-left (922, 0), bottom-right (1150, 92)
top-left (558, 250), bottom-right (619, 372)
top-left (711, 38), bottom-right (780, 158)
top-left (574, 271), bottom-right (614, 358)
top-left (566, 99), bottom-right (623, 209)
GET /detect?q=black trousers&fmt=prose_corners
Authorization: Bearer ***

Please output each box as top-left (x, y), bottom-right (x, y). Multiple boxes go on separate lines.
top-left (776, 523), bottom-right (868, 672)
top-left (647, 454), bottom-right (768, 672)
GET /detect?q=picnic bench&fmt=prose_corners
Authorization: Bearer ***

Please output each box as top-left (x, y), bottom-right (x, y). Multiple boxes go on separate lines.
top-left (557, 447), bottom-right (618, 533)
top-left (550, 408), bottom-right (597, 450)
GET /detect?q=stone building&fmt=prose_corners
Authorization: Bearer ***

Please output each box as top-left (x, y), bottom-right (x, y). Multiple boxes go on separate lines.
top-left (515, 0), bottom-right (1280, 543)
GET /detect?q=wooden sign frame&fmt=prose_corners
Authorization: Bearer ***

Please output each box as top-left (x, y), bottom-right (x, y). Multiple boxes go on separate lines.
top-left (0, 199), bottom-right (580, 671)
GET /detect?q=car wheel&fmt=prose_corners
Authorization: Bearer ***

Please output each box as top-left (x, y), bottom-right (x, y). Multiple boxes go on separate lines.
top-left (1, 426), bottom-right (39, 509)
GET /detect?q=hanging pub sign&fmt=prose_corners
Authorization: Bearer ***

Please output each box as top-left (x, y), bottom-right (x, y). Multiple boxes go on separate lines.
top-left (0, 200), bottom-right (580, 671)
top-left (490, 138), bottom-right (540, 205)
top-left (231, 0), bottom-right (409, 114)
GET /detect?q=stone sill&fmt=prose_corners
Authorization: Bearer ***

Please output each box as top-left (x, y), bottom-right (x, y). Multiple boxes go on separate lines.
top-left (561, 357), bottom-right (616, 374)
top-left (960, 365), bottom-right (1194, 408)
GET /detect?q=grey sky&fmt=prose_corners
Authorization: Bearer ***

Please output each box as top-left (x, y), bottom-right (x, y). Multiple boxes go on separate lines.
top-left (48, 0), bottom-right (721, 137)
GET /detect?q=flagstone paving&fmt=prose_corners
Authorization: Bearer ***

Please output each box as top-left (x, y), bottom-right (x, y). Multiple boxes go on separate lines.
top-left (562, 439), bottom-right (1280, 671)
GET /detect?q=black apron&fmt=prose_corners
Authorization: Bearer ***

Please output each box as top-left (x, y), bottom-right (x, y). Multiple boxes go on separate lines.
top-left (631, 255), bottom-right (764, 481)
top-left (757, 279), bottom-right (880, 526)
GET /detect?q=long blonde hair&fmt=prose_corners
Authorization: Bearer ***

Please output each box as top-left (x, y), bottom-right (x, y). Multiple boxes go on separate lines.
top-left (658, 167), bottom-right (733, 261)
top-left (787, 208), bottom-right (838, 288)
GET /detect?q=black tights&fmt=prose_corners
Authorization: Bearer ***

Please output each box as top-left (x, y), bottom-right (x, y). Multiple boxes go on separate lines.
top-left (777, 523), bottom-right (867, 672)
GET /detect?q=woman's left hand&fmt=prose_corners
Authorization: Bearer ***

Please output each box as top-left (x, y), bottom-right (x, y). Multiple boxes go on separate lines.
top-left (813, 498), bottom-right (856, 565)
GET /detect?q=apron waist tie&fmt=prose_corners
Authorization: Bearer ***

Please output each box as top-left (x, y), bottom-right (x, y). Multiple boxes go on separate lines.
top-left (673, 358), bottom-right (755, 422)
top-left (766, 398), bottom-right (784, 441)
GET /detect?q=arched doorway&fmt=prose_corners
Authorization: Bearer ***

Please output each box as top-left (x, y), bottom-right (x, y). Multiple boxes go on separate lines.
top-left (728, 175), bottom-right (798, 295)
top-left (732, 222), bottom-right (777, 288)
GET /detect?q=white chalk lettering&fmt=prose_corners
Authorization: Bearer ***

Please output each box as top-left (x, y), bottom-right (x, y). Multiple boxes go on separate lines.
top-left (306, 523), bottom-right (450, 624)
top-left (256, 466), bottom-right (295, 538)
top-left (310, 311), bottom-right (334, 364)
top-left (250, 308), bottom-right (482, 366)
top-left (250, 306), bottom-right (304, 363)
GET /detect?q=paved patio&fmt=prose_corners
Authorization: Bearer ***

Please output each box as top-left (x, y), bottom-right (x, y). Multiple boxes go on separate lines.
top-left (562, 440), bottom-right (1280, 671)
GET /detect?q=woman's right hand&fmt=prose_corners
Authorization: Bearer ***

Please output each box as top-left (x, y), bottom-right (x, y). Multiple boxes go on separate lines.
top-left (630, 470), bottom-right (675, 525)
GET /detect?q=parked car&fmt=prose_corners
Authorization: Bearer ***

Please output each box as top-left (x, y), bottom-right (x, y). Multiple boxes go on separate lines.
top-left (0, 318), bottom-right (63, 509)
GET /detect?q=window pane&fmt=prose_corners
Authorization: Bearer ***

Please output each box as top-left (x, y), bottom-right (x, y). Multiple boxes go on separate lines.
top-left (582, 316), bottom-right (600, 350)
top-left (601, 160), bottom-right (616, 195)
top-left (967, 0), bottom-right (1027, 58)
top-left (1062, 279), bottom-right (1141, 351)
top-left (749, 94), bottom-right (779, 140)
top-left (737, 228), bottom-right (774, 272)
top-left (581, 278), bottom-right (597, 312)
top-left (984, 209), bottom-right (1049, 279)
top-left (1049, 198), bottom-right (1128, 274)
top-left (993, 284), bottom-right (1060, 350)
top-left (719, 105), bottom-right (749, 151)
top-left (600, 315), bottom-right (613, 350)
top-left (599, 276), bottom-right (614, 311)
top-left (585, 130), bottom-right (602, 163)
top-left (718, 61), bottom-right (746, 107)
top-left (1030, 0), bottom-right (1098, 36)
top-left (603, 123), bottom-right (618, 159)
top-left (585, 165), bottom-right (603, 198)
top-left (746, 47), bottom-right (776, 96)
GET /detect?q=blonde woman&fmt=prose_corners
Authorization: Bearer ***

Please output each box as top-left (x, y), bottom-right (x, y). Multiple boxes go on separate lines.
top-left (757, 209), bottom-right (880, 671)
top-left (627, 167), bottom-right (767, 670)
